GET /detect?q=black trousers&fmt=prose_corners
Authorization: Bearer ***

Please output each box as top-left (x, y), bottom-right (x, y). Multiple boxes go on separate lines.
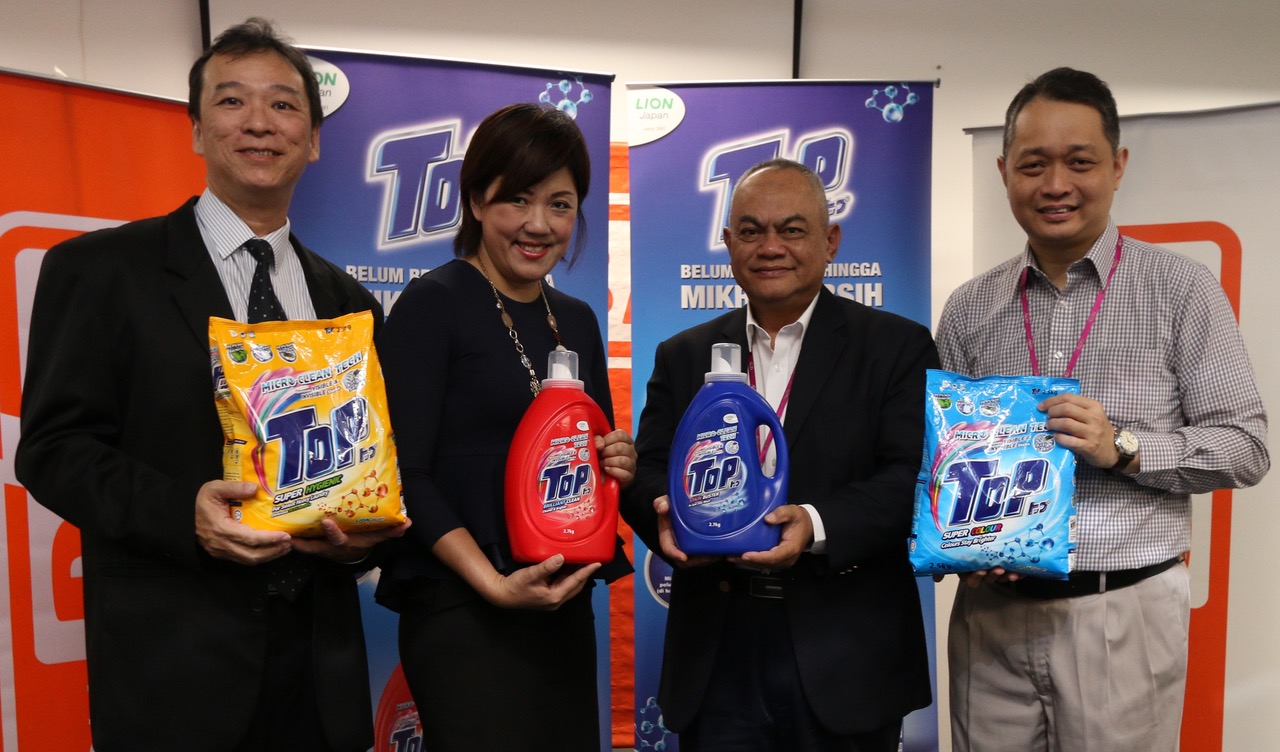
top-left (235, 586), bottom-right (337, 752)
top-left (398, 579), bottom-right (600, 752)
top-left (680, 588), bottom-right (901, 752)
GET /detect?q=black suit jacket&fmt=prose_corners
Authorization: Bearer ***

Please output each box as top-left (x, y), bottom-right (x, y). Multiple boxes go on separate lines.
top-left (621, 289), bottom-right (938, 735)
top-left (15, 198), bottom-right (382, 751)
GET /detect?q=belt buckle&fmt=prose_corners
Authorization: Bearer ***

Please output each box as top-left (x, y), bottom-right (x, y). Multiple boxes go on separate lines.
top-left (748, 575), bottom-right (784, 599)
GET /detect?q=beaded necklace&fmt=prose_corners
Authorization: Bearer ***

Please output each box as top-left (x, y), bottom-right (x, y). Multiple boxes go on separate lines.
top-left (475, 256), bottom-right (564, 396)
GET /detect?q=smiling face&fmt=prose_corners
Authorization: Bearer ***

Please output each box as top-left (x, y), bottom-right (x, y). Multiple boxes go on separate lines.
top-left (470, 166), bottom-right (579, 301)
top-left (192, 50), bottom-right (319, 230)
top-left (999, 96), bottom-right (1128, 264)
top-left (724, 166), bottom-right (840, 334)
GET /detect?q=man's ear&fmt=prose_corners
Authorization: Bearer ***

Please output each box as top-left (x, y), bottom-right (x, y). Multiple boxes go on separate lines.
top-left (192, 118), bottom-right (205, 157)
top-left (1112, 146), bottom-right (1129, 190)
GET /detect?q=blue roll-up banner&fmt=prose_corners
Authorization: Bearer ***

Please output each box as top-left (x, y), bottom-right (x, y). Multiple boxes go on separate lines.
top-left (627, 80), bottom-right (938, 751)
top-left (290, 48), bottom-right (615, 751)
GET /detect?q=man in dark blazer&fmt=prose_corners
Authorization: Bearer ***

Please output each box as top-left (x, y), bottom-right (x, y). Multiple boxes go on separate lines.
top-left (15, 19), bottom-right (405, 752)
top-left (622, 159), bottom-right (937, 751)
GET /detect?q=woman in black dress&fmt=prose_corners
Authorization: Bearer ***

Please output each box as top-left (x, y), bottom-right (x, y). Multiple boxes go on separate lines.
top-left (375, 103), bottom-right (634, 751)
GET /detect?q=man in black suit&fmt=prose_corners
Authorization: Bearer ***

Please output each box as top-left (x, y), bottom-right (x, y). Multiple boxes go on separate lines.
top-left (15, 18), bottom-right (406, 752)
top-left (622, 159), bottom-right (936, 751)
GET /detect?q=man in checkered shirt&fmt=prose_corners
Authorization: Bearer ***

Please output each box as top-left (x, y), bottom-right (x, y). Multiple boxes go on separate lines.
top-left (936, 67), bottom-right (1269, 752)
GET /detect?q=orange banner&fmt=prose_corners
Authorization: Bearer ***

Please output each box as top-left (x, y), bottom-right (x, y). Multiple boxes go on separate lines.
top-left (0, 71), bottom-right (204, 751)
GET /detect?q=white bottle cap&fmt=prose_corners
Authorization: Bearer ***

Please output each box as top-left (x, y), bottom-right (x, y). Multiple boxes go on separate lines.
top-left (542, 347), bottom-right (583, 389)
top-left (706, 343), bottom-right (748, 383)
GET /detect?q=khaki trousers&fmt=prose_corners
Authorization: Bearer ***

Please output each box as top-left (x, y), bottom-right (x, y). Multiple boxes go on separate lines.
top-left (949, 564), bottom-right (1190, 752)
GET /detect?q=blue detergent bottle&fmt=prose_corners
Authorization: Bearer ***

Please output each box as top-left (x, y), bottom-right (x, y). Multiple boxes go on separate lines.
top-left (668, 343), bottom-right (789, 555)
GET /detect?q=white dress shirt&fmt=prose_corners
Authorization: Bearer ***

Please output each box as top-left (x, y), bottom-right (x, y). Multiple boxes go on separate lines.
top-left (745, 293), bottom-right (828, 553)
top-left (194, 189), bottom-right (316, 322)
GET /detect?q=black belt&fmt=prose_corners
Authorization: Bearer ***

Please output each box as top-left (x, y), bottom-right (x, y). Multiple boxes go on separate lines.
top-left (1004, 556), bottom-right (1183, 600)
top-left (727, 570), bottom-right (786, 600)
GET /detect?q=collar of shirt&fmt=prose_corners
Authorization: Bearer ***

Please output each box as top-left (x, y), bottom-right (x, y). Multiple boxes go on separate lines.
top-left (194, 188), bottom-right (293, 263)
top-left (1017, 220), bottom-right (1121, 294)
top-left (744, 292), bottom-right (820, 409)
top-left (194, 189), bottom-right (314, 321)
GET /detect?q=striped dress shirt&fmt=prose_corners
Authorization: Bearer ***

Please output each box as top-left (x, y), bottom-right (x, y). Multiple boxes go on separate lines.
top-left (194, 189), bottom-right (316, 322)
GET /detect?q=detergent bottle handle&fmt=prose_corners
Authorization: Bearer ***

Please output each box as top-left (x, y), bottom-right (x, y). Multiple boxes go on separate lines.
top-left (750, 397), bottom-right (789, 498)
top-left (590, 406), bottom-right (622, 504)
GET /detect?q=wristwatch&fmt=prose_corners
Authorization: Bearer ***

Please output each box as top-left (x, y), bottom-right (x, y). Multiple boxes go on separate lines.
top-left (1111, 427), bottom-right (1139, 470)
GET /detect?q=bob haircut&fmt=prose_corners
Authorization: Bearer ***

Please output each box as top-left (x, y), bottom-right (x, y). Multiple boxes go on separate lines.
top-left (454, 103), bottom-right (591, 267)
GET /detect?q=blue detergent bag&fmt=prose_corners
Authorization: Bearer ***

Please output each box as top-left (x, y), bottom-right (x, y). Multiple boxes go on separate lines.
top-left (909, 369), bottom-right (1079, 579)
top-left (668, 343), bottom-right (789, 555)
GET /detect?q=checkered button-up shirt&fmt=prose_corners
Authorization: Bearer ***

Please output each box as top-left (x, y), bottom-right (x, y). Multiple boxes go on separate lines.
top-left (936, 222), bottom-right (1268, 571)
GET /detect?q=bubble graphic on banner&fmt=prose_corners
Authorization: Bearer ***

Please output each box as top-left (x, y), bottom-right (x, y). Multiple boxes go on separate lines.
top-left (637, 695), bottom-right (673, 750)
top-left (627, 85), bottom-right (687, 146)
top-left (865, 84), bottom-right (919, 124)
top-left (537, 76), bottom-right (593, 119)
top-left (308, 56), bottom-right (351, 118)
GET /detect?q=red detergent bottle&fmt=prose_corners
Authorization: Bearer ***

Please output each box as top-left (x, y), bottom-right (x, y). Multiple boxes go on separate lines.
top-left (373, 663), bottom-right (422, 752)
top-left (668, 342), bottom-right (789, 555)
top-left (505, 348), bottom-right (619, 564)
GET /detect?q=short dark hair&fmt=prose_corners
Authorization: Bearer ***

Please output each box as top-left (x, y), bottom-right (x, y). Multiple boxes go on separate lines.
top-left (454, 103), bottom-right (591, 267)
top-left (733, 158), bottom-right (829, 224)
top-left (1002, 67), bottom-right (1119, 158)
top-left (188, 17), bottom-right (322, 130)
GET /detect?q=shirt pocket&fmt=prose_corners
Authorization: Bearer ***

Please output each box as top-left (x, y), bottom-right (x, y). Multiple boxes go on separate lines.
top-left (1085, 346), bottom-right (1176, 428)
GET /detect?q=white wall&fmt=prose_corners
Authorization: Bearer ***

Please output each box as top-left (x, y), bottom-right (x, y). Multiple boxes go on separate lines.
top-left (5, 0), bottom-right (1278, 321)
top-left (800, 1), bottom-right (1280, 320)
top-left (0, 0), bottom-right (203, 99)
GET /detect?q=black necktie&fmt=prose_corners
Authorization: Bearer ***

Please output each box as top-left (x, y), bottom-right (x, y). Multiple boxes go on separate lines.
top-left (244, 239), bottom-right (287, 323)
top-left (243, 239), bottom-right (310, 598)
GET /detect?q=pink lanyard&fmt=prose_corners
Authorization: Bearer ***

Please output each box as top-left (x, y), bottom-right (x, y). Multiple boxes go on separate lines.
top-left (1020, 235), bottom-right (1123, 378)
top-left (747, 351), bottom-right (794, 464)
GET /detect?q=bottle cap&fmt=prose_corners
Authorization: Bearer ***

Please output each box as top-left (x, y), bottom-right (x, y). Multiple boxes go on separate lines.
top-left (706, 343), bottom-right (748, 383)
top-left (542, 347), bottom-right (583, 389)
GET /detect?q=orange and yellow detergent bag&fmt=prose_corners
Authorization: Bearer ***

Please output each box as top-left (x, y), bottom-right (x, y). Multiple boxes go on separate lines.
top-left (209, 311), bottom-right (405, 536)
